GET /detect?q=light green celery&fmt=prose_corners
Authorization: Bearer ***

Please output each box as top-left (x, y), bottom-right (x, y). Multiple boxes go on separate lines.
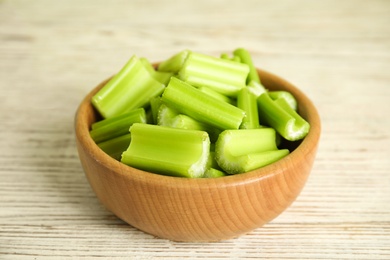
top-left (233, 48), bottom-right (261, 84)
top-left (140, 57), bottom-right (173, 85)
top-left (150, 96), bottom-right (163, 124)
top-left (234, 149), bottom-right (290, 173)
top-left (97, 133), bottom-right (131, 160)
top-left (215, 128), bottom-right (285, 174)
top-left (162, 77), bottom-right (246, 130)
top-left (257, 93), bottom-right (310, 141)
top-left (203, 168), bottom-right (227, 178)
top-left (157, 104), bottom-right (221, 142)
top-left (179, 51), bottom-right (250, 97)
top-left (237, 87), bottom-right (260, 129)
top-left (206, 151), bottom-right (222, 170)
top-left (91, 108), bottom-right (146, 130)
top-left (91, 55), bottom-right (165, 118)
top-left (269, 90), bottom-right (298, 111)
top-left (220, 53), bottom-right (241, 62)
top-left (198, 86), bottom-right (235, 105)
top-left (90, 108), bottom-right (146, 143)
top-left (247, 80), bottom-right (267, 98)
top-left (158, 50), bottom-right (191, 73)
top-left (121, 123), bottom-right (210, 178)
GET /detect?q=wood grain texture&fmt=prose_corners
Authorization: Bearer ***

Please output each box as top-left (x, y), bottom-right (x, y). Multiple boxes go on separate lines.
top-left (1, 0), bottom-right (389, 258)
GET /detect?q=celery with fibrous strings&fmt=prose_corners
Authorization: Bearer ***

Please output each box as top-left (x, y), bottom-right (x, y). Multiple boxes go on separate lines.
top-left (179, 51), bottom-right (250, 97)
top-left (247, 80), bottom-right (267, 98)
top-left (158, 50), bottom-right (190, 73)
top-left (162, 77), bottom-right (246, 130)
top-left (233, 48), bottom-right (261, 84)
top-left (140, 57), bottom-right (173, 85)
top-left (91, 55), bottom-right (165, 118)
top-left (215, 128), bottom-right (289, 174)
top-left (197, 86), bottom-right (235, 105)
top-left (97, 133), bottom-right (131, 160)
top-left (257, 93), bottom-right (310, 141)
top-left (121, 123), bottom-right (210, 178)
top-left (269, 90), bottom-right (298, 111)
top-left (237, 87), bottom-right (260, 129)
top-left (89, 108), bottom-right (146, 143)
top-left (157, 104), bottom-right (221, 142)
top-left (149, 96), bottom-right (162, 124)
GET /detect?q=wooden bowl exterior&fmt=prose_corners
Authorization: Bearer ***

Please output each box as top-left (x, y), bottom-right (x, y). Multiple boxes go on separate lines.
top-left (75, 69), bottom-right (321, 242)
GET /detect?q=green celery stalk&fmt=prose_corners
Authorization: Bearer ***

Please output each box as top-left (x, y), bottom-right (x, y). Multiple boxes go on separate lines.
top-left (157, 50), bottom-right (191, 73)
top-left (121, 123), bottom-right (210, 178)
top-left (197, 86), bottom-right (235, 105)
top-left (157, 104), bottom-right (221, 142)
top-left (149, 96), bottom-right (163, 125)
top-left (203, 168), bottom-right (227, 178)
top-left (91, 55), bottom-right (165, 118)
top-left (257, 93), bottom-right (310, 141)
top-left (269, 90), bottom-right (298, 111)
top-left (233, 48), bottom-right (261, 84)
top-left (247, 80), bottom-right (267, 98)
top-left (90, 108), bottom-right (146, 143)
top-left (220, 53), bottom-right (241, 62)
top-left (237, 87), bottom-right (260, 129)
top-left (215, 128), bottom-right (287, 174)
top-left (179, 51), bottom-right (250, 97)
top-left (91, 107), bottom-right (146, 130)
top-left (97, 133), bottom-right (131, 160)
top-left (140, 57), bottom-right (173, 85)
top-left (161, 77), bottom-right (246, 130)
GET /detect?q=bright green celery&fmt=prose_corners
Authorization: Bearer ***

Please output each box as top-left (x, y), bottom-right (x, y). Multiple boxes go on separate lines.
top-left (269, 90), bottom-right (298, 111)
top-left (237, 87), bottom-right (260, 129)
top-left (91, 107), bottom-right (146, 130)
top-left (157, 104), bottom-right (221, 142)
top-left (90, 108), bottom-right (146, 143)
top-left (203, 168), bottom-right (227, 178)
top-left (215, 128), bottom-right (289, 174)
top-left (121, 123), bottom-right (210, 178)
top-left (179, 51), bottom-right (250, 97)
top-left (197, 86), bottom-right (235, 105)
top-left (233, 48), bottom-right (261, 84)
top-left (220, 53), bottom-right (241, 62)
top-left (97, 133), bottom-right (131, 160)
top-left (257, 93), bottom-right (310, 141)
top-left (149, 96), bottom-right (163, 124)
top-left (140, 57), bottom-right (173, 85)
top-left (247, 80), bottom-right (267, 98)
top-left (157, 50), bottom-right (191, 73)
top-left (91, 55), bottom-right (165, 118)
top-left (162, 77), bottom-right (246, 130)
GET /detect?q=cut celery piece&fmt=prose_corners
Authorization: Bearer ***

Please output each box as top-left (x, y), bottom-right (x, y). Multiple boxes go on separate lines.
top-left (220, 53), bottom-right (241, 62)
top-left (203, 168), bottom-right (227, 178)
top-left (140, 57), bottom-right (173, 85)
top-left (157, 104), bottom-right (221, 142)
top-left (179, 51), bottom-right (250, 97)
top-left (149, 96), bottom-right (163, 125)
top-left (91, 108), bottom-right (146, 130)
top-left (91, 55), bottom-right (165, 118)
top-left (157, 50), bottom-right (191, 73)
top-left (90, 108), bottom-right (146, 143)
top-left (215, 128), bottom-right (285, 174)
top-left (247, 80), bottom-right (267, 98)
top-left (198, 86), bottom-right (235, 105)
top-left (162, 77), bottom-right (246, 130)
top-left (269, 90), bottom-right (298, 111)
top-left (121, 123), bottom-right (210, 178)
top-left (97, 133), bottom-right (131, 160)
top-left (237, 87), bottom-right (260, 129)
top-left (257, 93), bottom-right (310, 141)
top-left (233, 48), bottom-right (261, 84)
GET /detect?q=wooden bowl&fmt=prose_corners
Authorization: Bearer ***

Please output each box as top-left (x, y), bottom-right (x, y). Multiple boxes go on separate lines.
top-left (74, 68), bottom-right (321, 242)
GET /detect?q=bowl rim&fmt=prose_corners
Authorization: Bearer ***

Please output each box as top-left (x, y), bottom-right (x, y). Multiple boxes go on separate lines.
top-left (75, 68), bottom-right (321, 189)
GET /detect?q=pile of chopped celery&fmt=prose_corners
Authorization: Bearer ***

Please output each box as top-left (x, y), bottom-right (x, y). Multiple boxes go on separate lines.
top-left (90, 48), bottom-right (310, 178)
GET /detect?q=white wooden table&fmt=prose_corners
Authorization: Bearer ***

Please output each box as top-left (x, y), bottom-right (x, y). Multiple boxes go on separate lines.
top-left (1, 0), bottom-right (389, 258)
